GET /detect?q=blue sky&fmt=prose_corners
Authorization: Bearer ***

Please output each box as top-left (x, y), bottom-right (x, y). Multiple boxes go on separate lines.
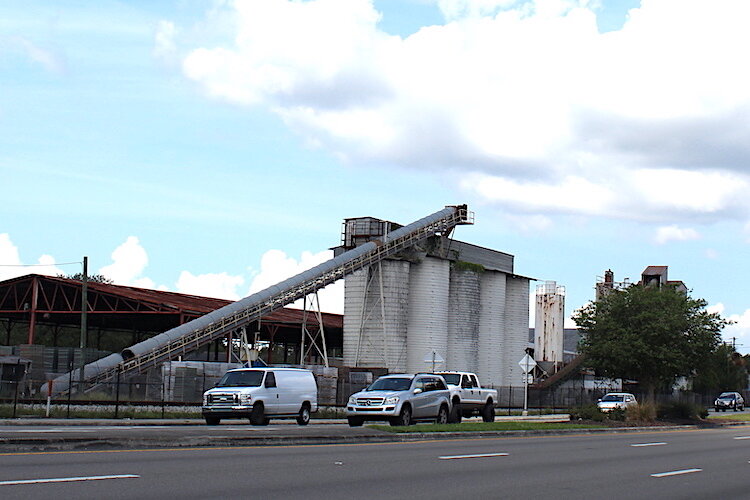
top-left (2, 0), bottom-right (750, 350)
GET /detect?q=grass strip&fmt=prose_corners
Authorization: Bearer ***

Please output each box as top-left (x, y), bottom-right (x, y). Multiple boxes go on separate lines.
top-left (369, 421), bottom-right (604, 433)
top-left (708, 413), bottom-right (750, 421)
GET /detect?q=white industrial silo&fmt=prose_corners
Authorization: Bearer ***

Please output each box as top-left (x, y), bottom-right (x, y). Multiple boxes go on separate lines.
top-left (406, 257), bottom-right (450, 373)
top-left (534, 281), bottom-right (565, 367)
top-left (478, 270), bottom-right (506, 387)
top-left (342, 261), bottom-right (410, 371)
top-left (504, 275), bottom-right (531, 387)
top-left (447, 266), bottom-right (480, 372)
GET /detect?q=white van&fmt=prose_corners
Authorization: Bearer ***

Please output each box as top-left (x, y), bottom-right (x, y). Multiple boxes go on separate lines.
top-left (202, 368), bottom-right (318, 426)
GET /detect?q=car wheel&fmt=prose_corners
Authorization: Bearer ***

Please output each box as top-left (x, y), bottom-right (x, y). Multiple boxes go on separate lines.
top-left (347, 416), bottom-right (364, 427)
top-left (204, 416), bottom-right (220, 426)
top-left (481, 401), bottom-right (495, 423)
top-left (449, 402), bottom-right (462, 424)
top-left (390, 405), bottom-right (412, 427)
top-left (436, 404), bottom-right (449, 425)
top-left (296, 404), bottom-right (311, 426)
top-left (250, 402), bottom-right (267, 426)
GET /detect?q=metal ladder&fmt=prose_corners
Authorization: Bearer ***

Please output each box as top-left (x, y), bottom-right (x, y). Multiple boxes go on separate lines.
top-left (85, 205), bottom-right (473, 385)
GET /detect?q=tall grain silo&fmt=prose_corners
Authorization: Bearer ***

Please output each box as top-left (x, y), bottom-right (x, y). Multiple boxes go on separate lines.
top-left (478, 270), bottom-right (506, 387)
top-left (343, 261), bottom-right (410, 371)
top-left (534, 281), bottom-right (565, 371)
top-left (447, 266), bottom-right (480, 372)
top-left (503, 275), bottom-right (531, 386)
top-left (406, 256), bottom-right (450, 373)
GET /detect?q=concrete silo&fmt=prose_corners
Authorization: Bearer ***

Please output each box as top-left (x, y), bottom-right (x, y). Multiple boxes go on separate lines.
top-left (533, 281), bottom-right (565, 372)
top-left (478, 270), bottom-right (506, 387)
top-left (447, 266), bottom-right (481, 373)
top-left (406, 256), bottom-right (450, 373)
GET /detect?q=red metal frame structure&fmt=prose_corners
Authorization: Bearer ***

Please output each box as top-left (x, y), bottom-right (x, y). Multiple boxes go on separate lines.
top-left (0, 275), bottom-right (342, 359)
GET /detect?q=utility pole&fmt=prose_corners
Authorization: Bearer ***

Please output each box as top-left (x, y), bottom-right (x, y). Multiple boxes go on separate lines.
top-left (79, 256), bottom-right (88, 388)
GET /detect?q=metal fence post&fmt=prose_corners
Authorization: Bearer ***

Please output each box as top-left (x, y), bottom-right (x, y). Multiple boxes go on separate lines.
top-left (508, 386), bottom-right (512, 415)
top-left (161, 380), bottom-right (166, 419)
top-left (12, 378), bottom-right (19, 419)
top-left (114, 368), bottom-right (121, 419)
top-left (66, 351), bottom-right (74, 419)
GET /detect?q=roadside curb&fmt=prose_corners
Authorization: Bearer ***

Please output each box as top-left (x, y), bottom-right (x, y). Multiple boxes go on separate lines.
top-left (0, 422), bottom-right (729, 453)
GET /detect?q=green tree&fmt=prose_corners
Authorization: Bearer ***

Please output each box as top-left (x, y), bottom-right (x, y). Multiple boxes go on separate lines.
top-left (691, 343), bottom-right (747, 393)
top-left (59, 273), bottom-right (113, 284)
top-left (573, 284), bottom-right (728, 400)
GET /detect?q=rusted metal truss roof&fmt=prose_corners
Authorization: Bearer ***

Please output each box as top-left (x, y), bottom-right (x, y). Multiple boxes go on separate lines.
top-left (0, 274), bottom-right (342, 329)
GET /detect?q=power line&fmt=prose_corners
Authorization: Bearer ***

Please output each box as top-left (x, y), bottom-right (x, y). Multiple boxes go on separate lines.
top-left (0, 261), bottom-right (82, 267)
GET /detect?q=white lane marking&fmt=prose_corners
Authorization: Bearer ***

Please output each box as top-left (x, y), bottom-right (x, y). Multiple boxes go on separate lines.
top-left (733, 436), bottom-right (750, 440)
top-left (0, 474), bottom-right (139, 486)
top-left (11, 429), bottom-right (94, 433)
top-left (631, 442), bottom-right (667, 447)
top-left (439, 453), bottom-right (509, 460)
top-left (651, 469), bottom-right (702, 478)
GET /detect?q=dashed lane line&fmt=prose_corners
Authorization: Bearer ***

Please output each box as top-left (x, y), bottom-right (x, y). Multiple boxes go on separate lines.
top-left (439, 453), bottom-right (509, 460)
top-left (651, 469), bottom-right (702, 478)
top-left (0, 474), bottom-right (139, 486)
top-left (630, 442), bottom-right (667, 447)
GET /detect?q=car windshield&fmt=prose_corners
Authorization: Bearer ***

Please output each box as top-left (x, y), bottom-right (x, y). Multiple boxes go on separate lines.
top-left (439, 374), bottom-right (461, 385)
top-left (601, 394), bottom-right (624, 402)
top-left (367, 377), bottom-right (412, 392)
top-left (719, 393), bottom-right (735, 399)
top-left (216, 370), bottom-right (264, 387)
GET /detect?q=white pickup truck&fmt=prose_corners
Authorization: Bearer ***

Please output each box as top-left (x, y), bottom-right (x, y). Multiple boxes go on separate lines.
top-left (435, 371), bottom-right (497, 423)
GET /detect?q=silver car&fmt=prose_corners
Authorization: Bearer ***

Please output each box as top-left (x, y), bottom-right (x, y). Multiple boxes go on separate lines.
top-left (715, 392), bottom-right (744, 412)
top-left (346, 374), bottom-right (451, 427)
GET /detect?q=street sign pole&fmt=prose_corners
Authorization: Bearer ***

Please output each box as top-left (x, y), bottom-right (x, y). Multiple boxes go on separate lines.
top-left (523, 360), bottom-right (529, 417)
top-left (518, 354), bottom-right (537, 417)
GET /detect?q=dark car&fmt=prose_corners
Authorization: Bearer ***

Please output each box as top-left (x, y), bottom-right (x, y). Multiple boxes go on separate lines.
top-left (714, 392), bottom-right (744, 412)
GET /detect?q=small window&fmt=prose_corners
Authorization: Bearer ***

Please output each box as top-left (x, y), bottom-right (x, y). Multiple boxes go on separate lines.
top-left (264, 372), bottom-right (277, 388)
top-left (435, 378), bottom-right (447, 391)
top-left (461, 375), bottom-right (471, 389)
top-left (415, 379), bottom-right (427, 392)
top-left (470, 375), bottom-right (479, 388)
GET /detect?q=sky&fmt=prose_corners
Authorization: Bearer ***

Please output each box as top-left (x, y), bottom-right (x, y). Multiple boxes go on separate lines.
top-left (2, 0), bottom-right (750, 351)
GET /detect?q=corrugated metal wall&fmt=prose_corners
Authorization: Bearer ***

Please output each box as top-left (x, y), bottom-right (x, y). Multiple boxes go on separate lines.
top-left (478, 270), bottom-right (506, 387)
top-left (406, 257), bottom-right (450, 373)
top-left (447, 267), bottom-right (480, 373)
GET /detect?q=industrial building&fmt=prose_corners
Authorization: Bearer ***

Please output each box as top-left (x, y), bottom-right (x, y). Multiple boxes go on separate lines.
top-left (2, 206), bottom-right (534, 399)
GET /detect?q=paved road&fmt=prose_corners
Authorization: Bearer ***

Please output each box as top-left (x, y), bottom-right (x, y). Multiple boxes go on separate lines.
top-left (1, 425), bottom-right (749, 499)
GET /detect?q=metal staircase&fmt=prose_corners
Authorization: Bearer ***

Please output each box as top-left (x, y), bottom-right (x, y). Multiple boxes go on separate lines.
top-left (53, 205), bottom-right (473, 392)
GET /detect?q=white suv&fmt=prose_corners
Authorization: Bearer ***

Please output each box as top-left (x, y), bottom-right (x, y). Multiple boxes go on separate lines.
top-left (597, 392), bottom-right (637, 412)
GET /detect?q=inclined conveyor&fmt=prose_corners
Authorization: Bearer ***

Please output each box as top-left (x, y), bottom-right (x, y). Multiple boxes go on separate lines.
top-left (45, 205), bottom-right (472, 395)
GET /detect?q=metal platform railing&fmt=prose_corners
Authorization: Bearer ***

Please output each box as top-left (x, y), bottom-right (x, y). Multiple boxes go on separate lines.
top-left (83, 205), bottom-right (473, 386)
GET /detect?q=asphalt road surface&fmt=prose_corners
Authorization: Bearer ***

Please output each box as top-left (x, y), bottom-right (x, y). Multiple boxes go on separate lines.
top-left (1, 425), bottom-right (749, 499)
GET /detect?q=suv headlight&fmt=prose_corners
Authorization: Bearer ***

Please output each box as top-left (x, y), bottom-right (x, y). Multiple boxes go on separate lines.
top-left (384, 396), bottom-right (399, 405)
top-left (348, 395), bottom-right (357, 405)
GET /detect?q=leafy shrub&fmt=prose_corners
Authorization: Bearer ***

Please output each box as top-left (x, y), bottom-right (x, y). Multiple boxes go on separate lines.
top-left (607, 407), bottom-right (626, 421)
top-left (569, 404), bottom-right (606, 422)
top-left (626, 402), bottom-right (656, 423)
top-left (657, 401), bottom-right (706, 420)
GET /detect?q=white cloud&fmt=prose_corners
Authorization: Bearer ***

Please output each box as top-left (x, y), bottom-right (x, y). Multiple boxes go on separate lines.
top-left (154, 20), bottom-right (178, 63)
top-left (654, 225), bottom-right (700, 245)
top-left (710, 303), bottom-right (750, 352)
top-left (178, 0), bottom-right (750, 224)
top-left (0, 234), bottom-right (66, 280)
top-left (248, 249), bottom-right (344, 314)
top-left (175, 271), bottom-right (244, 300)
top-left (98, 236), bottom-right (150, 286)
top-left (705, 248), bottom-right (719, 259)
